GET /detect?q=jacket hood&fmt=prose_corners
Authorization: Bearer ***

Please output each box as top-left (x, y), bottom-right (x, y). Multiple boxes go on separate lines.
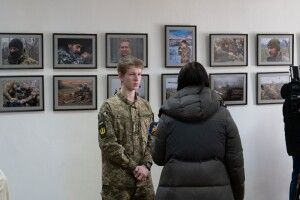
top-left (159, 86), bottom-right (222, 122)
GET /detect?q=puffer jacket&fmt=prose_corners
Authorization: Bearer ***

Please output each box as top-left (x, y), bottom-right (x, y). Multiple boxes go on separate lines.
top-left (151, 86), bottom-right (244, 200)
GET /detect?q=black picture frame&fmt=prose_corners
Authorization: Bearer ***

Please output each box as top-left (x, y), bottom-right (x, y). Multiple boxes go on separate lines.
top-left (105, 33), bottom-right (148, 68)
top-left (0, 33), bottom-right (43, 69)
top-left (107, 74), bottom-right (149, 100)
top-left (53, 75), bottom-right (97, 111)
top-left (209, 33), bottom-right (248, 67)
top-left (0, 75), bottom-right (44, 112)
top-left (257, 34), bottom-right (294, 66)
top-left (209, 73), bottom-right (247, 106)
top-left (256, 72), bottom-right (289, 104)
top-left (161, 73), bottom-right (179, 105)
top-left (53, 33), bottom-right (97, 69)
top-left (165, 25), bottom-right (197, 68)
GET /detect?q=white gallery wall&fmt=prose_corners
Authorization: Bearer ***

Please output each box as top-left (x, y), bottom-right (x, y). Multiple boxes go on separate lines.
top-left (0, 0), bottom-right (299, 199)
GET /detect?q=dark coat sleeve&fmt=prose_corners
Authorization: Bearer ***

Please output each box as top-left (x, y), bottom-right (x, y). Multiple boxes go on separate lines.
top-left (224, 109), bottom-right (245, 200)
top-left (151, 114), bottom-right (169, 166)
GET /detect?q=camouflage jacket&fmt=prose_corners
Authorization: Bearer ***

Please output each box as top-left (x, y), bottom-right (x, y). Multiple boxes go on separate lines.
top-left (98, 92), bottom-right (154, 187)
top-left (57, 48), bottom-right (84, 64)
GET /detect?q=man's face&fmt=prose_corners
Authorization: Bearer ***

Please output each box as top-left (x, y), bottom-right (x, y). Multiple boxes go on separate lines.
top-left (69, 43), bottom-right (81, 54)
top-left (119, 41), bottom-right (131, 57)
top-left (268, 46), bottom-right (279, 58)
top-left (119, 66), bottom-right (142, 92)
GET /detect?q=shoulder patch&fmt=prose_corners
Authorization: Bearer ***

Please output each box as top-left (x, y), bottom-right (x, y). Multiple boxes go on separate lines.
top-left (98, 114), bottom-right (107, 138)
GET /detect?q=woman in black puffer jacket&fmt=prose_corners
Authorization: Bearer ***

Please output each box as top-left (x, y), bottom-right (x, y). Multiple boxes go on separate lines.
top-left (151, 62), bottom-right (245, 200)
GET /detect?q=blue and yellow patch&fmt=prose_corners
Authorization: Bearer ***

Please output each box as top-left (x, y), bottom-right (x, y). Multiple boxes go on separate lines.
top-left (99, 121), bottom-right (107, 138)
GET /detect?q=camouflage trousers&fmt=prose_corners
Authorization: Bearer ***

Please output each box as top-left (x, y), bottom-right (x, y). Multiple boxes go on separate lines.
top-left (101, 184), bottom-right (155, 200)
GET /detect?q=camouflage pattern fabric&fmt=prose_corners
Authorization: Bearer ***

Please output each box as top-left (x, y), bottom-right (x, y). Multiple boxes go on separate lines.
top-left (98, 92), bottom-right (154, 199)
top-left (57, 48), bottom-right (84, 64)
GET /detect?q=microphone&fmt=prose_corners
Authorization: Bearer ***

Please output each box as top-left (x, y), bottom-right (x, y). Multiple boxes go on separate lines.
top-left (148, 122), bottom-right (158, 136)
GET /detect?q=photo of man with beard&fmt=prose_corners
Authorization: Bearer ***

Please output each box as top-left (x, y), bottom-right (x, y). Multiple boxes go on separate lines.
top-left (5, 38), bottom-right (38, 65)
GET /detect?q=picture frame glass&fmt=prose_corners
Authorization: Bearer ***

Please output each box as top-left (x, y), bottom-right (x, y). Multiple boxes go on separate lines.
top-left (106, 34), bottom-right (147, 68)
top-left (53, 76), bottom-right (97, 110)
top-left (0, 33), bottom-right (43, 69)
top-left (210, 34), bottom-right (247, 66)
top-left (257, 72), bottom-right (289, 104)
top-left (165, 26), bottom-right (196, 67)
top-left (0, 76), bottom-right (44, 112)
top-left (257, 34), bottom-right (293, 66)
top-left (210, 73), bottom-right (247, 105)
top-left (53, 34), bottom-right (97, 68)
top-left (107, 75), bottom-right (149, 100)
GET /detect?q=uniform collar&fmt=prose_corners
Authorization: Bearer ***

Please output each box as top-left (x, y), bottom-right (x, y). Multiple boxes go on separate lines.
top-left (117, 91), bottom-right (138, 106)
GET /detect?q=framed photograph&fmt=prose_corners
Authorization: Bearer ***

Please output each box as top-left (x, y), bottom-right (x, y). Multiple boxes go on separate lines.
top-left (0, 33), bottom-right (43, 69)
top-left (209, 73), bottom-right (247, 106)
top-left (257, 34), bottom-right (294, 66)
top-left (107, 74), bottom-right (149, 100)
top-left (161, 73), bottom-right (178, 105)
top-left (53, 75), bottom-right (97, 111)
top-left (210, 34), bottom-right (248, 67)
top-left (106, 33), bottom-right (148, 68)
top-left (53, 33), bottom-right (97, 69)
top-left (165, 25), bottom-right (197, 68)
top-left (256, 72), bottom-right (289, 104)
top-left (0, 76), bottom-right (44, 112)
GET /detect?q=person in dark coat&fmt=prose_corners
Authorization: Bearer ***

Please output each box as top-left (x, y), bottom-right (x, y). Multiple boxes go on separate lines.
top-left (151, 61), bottom-right (245, 200)
top-left (281, 80), bottom-right (300, 200)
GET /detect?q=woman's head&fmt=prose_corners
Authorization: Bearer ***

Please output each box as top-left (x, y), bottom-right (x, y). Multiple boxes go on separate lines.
top-left (177, 61), bottom-right (209, 91)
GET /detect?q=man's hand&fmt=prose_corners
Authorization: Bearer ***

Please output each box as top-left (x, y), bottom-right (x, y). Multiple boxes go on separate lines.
top-left (133, 165), bottom-right (149, 182)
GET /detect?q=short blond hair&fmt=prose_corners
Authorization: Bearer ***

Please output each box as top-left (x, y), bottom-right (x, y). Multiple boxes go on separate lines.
top-left (117, 56), bottom-right (144, 75)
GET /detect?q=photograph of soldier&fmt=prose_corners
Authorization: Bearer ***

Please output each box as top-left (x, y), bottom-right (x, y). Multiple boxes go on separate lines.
top-left (107, 74), bottom-right (149, 100)
top-left (211, 34), bottom-right (247, 66)
top-left (161, 74), bottom-right (178, 105)
top-left (258, 34), bottom-right (293, 66)
top-left (53, 76), bottom-right (97, 110)
top-left (210, 73), bottom-right (247, 105)
top-left (0, 76), bottom-right (44, 112)
top-left (165, 26), bottom-right (196, 67)
top-left (257, 72), bottom-right (289, 104)
top-left (53, 34), bottom-right (96, 68)
top-left (106, 34), bottom-right (147, 67)
top-left (0, 34), bottom-right (42, 69)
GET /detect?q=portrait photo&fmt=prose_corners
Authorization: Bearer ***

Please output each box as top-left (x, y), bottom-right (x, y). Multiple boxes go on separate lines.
top-left (210, 34), bottom-right (248, 67)
top-left (161, 73), bottom-right (178, 104)
top-left (106, 33), bottom-right (148, 68)
top-left (0, 33), bottom-right (43, 69)
top-left (257, 34), bottom-right (294, 66)
top-left (53, 33), bottom-right (97, 69)
top-left (0, 76), bottom-right (44, 112)
top-left (209, 73), bottom-right (247, 105)
top-left (53, 75), bottom-right (97, 111)
top-left (256, 72), bottom-right (289, 104)
top-left (165, 25), bottom-right (196, 68)
top-left (107, 74), bottom-right (149, 100)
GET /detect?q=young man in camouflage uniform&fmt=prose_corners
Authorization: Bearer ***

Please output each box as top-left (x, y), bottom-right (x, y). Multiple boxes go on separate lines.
top-left (98, 56), bottom-right (155, 200)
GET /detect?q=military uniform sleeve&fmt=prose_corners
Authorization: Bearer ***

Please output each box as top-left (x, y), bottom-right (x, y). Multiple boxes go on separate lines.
top-left (224, 109), bottom-right (245, 200)
top-left (141, 110), bottom-right (154, 170)
top-left (98, 103), bottom-right (137, 172)
top-left (151, 114), bottom-right (168, 166)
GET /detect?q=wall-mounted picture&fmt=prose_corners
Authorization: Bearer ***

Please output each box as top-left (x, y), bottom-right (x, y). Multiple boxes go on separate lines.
top-left (0, 76), bottom-right (44, 112)
top-left (0, 33), bottom-right (43, 69)
top-left (107, 74), bottom-right (149, 100)
top-left (256, 72), bottom-right (289, 104)
top-left (106, 33), bottom-right (148, 68)
top-left (165, 25), bottom-right (196, 68)
top-left (161, 73), bottom-right (179, 105)
top-left (53, 75), bottom-right (97, 111)
top-left (53, 33), bottom-right (97, 69)
top-left (209, 73), bottom-right (247, 106)
top-left (257, 34), bottom-right (293, 66)
top-left (210, 34), bottom-right (248, 67)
